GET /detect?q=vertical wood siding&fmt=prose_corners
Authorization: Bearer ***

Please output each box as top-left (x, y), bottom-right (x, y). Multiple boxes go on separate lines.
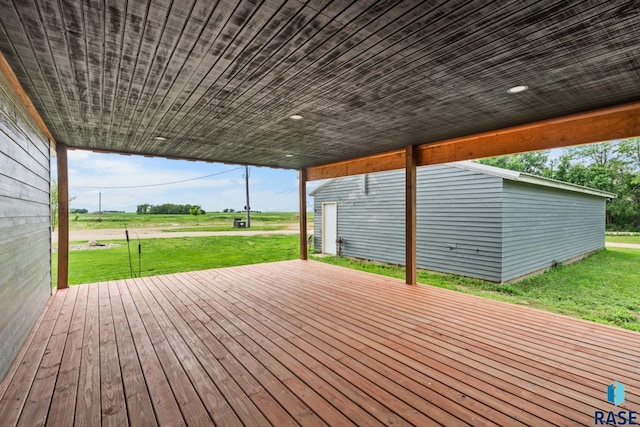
top-left (501, 182), bottom-right (605, 282)
top-left (0, 70), bottom-right (51, 381)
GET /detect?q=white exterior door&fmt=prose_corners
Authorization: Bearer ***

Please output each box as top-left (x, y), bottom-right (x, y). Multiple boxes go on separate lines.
top-left (322, 202), bottom-right (337, 255)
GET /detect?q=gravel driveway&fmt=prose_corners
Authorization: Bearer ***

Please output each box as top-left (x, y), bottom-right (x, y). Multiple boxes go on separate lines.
top-left (53, 227), bottom-right (310, 243)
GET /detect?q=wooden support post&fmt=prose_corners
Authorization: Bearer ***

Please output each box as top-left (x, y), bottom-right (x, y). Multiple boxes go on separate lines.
top-left (56, 144), bottom-right (69, 289)
top-left (406, 145), bottom-right (417, 285)
top-left (299, 168), bottom-right (308, 260)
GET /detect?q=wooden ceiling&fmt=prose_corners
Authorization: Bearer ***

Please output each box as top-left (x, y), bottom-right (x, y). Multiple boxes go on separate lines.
top-left (1, 0), bottom-right (639, 169)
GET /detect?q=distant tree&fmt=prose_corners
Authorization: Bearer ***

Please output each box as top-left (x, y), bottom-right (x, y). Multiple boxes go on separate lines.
top-left (136, 203), bottom-right (150, 214)
top-left (50, 181), bottom-right (76, 231)
top-left (477, 151), bottom-right (549, 175)
top-left (618, 137), bottom-right (640, 171)
top-left (138, 203), bottom-right (204, 215)
top-left (70, 208), bottom-right (88, 214)
top-left (189, 205), bottom-right (203, 224)
top-left (51, 181), bottom-right (58, 231)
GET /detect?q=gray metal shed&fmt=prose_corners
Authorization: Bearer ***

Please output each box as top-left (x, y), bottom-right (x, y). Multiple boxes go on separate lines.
top-left (311, 162), bottom-right (615, 283)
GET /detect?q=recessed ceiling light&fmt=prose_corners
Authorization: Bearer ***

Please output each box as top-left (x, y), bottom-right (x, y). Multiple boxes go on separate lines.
top-left (285, 154), bottom-right (294, 157)
top-left (507, 85), bottom-right (529, 94)
top-left (289, 114), bottom-right (303, 120)
top-left (154, 136), bottom-right (167, 141)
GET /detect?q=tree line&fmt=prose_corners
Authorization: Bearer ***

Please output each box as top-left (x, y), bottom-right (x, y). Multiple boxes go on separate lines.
top-left (476, 138), bottom-right (640, 231)
top-left (136, 203), bottom-right (205, 215)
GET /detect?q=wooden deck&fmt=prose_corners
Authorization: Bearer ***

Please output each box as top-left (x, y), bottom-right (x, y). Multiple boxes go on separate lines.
top-left (1, 260), bottom-right (638, 426)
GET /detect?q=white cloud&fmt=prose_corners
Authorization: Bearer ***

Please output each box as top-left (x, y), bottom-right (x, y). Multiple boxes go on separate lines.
top-left (55, 150), bottom-right (300, 212)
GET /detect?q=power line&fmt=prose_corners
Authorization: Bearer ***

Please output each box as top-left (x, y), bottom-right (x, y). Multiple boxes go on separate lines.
top-left (69, 167), bottom-right (244, 189)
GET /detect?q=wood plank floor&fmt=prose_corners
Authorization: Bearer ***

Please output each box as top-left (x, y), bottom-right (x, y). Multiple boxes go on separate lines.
top-left (1, 260), bottom-right (638, 426)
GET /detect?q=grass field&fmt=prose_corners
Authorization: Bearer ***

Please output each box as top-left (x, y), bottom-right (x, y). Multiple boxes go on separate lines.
top-left (66, 211), bottom-right (309, 231)
top-left (606, 234), bottom-right (640, 244)
top-left (314, 248), bottom-right (640, 332)
top-left (53, 235), bottom-right (299, 286)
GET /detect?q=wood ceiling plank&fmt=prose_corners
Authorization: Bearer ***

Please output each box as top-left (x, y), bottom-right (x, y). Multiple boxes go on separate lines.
top-left (193, 0), bottom-right (395, 151)
top-left (209, 2), bottom-right (544, 164)
top-left (36, 0), bottom-right (85, 135)
top-left (120, 0), bottom-right (197, 149)
top-left (173, 0), bottom-right (316, 148)
top-left (102, 0), bottom-right (129, 147)
top-left (109, 0), bottom-right (151, 151)
top-left (112, 0), bottom-right (162, 150)
top-left (208, 2), bottom-right (495, 137)
top-left (129, 0), bottom-right (238, 153)
top-left (1, 0), bottom-right (639, 167)
top-left (150, 0), bottom-right (289, 153)
top-left (217, 1), bottom-right (602, 152)
top-left (243, 1), bottom-right (619, 148)
top-left (80, 0), bottom-right (105, 146)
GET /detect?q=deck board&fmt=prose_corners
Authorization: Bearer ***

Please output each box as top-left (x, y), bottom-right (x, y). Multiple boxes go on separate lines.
top-left (1, 260), bottom-right (638, 426)
top-left (0, 286), bottom-right (68, 426)
top-left (47, 284), bottom-right (87, 426)
top-left (231, 266), bottom-right (585, 423)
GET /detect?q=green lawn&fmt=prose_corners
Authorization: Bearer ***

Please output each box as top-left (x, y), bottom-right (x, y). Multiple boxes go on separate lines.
top-left (160, 225), bottom-right (287, 232)
top-left (314, 248), bottom-right (640, 332)
top-left (53, 235), bottom-right (299, 286)
top-left (606, 234), bottom-right (640, 244)
top-left (67, 211), bottom-right (309, 230)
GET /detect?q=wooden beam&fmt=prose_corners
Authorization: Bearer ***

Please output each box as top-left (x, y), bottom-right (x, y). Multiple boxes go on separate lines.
top-left (405, 145), bottom-right (417, 285)
top-left (299, 169), bottom-right (308, 260)
top-left (418, 102), bottom-right (640, 165)
top-left (306, 149), bottom-right (405, 181)
top-left (56, 144), bottom-right (69, 289)
top-left (0, 50), bottom-right (55, 146)
top-left (305, 102), bottom-right (640, 180)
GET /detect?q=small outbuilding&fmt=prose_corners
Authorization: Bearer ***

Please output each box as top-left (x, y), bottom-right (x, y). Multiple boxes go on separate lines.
top-left (311, 162), bottom-right (615, 283)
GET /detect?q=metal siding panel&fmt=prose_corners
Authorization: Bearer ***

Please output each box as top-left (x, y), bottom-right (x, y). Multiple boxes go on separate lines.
top-left (417, 165), bottom-right (503, 282)
top-left (501, 181), bottom-right (605, 282)
top-left (0, 75), bottom-right (51, 381)
top-left (312, 164), bottom-right (503, 281)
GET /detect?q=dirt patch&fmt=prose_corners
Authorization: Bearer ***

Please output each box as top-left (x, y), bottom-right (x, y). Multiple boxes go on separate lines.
top-left (52, 241), bottom-right (122, 252)
top-left (53, 227), bottom-right (313, 243)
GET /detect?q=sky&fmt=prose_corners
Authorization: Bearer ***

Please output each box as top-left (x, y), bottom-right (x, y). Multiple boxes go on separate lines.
top-left (51, 150), bottom-right (323, 213)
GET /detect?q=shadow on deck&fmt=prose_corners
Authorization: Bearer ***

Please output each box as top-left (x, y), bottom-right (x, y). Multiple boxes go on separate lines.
top-left (0, 260), bottom-right (638, 426)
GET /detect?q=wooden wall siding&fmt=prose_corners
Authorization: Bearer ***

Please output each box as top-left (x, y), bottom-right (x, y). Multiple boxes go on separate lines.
top-left (0, 67), bottom-right (51, 381)
top-left (501, 182), bottom-right (606, 282)
top-left (1, 2), bottom-right (639, 169)
top-left (313, 164), bottom-right (610, 282)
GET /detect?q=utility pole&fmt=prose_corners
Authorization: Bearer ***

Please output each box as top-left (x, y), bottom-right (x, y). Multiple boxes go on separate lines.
top-left (98, 191), bottom-right (102, 222)
top-left (244, 165), bottom-right (251, 228)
